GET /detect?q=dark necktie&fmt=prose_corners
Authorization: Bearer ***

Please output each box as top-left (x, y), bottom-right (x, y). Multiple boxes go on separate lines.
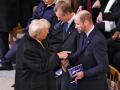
top-left (82, 33), bottom-right (87, 46)
top-left (86, 0), bottom-right (92, 12)
top-left (63, 22), bottom-right (68, 33)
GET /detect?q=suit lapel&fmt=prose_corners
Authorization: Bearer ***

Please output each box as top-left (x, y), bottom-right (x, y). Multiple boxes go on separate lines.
top-left (52, 22), bottom-right (64, 36)
top-left (63, 21), bottom-right (75, 41)
top-left (81, 28), bottom-right (96, 52)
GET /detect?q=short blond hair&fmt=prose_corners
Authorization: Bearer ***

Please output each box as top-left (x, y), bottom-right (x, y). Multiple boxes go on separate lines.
top-left (29, 19), bottom-right (50, 38)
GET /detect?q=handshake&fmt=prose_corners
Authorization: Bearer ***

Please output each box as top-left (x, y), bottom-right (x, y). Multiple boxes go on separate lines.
top-left (57, 51), bottom-right (71, 72)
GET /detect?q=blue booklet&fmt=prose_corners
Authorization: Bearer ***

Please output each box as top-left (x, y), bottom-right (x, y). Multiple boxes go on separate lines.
top-left (68, 64), bottom-right (83, 78)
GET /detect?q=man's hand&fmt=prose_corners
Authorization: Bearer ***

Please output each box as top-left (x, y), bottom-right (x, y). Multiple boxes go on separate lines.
top-left (61, 59), bottom-right (70, 72)
top-left (92, 0), bottom-right (101, 9)
top-left (112, 31), bottom-right (120, 40)
top-left (77, 6), bottom-right (82, 13)
top-left (57, 51), bottom-right (71, 59)
top-left (73, 71), bottom-right (84, 82)
top-left (97, 12), bottom-right (103, 23)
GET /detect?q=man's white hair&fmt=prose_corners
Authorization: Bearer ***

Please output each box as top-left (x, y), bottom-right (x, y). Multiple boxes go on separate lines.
top-left (29, 19), bottom-right (50, 38)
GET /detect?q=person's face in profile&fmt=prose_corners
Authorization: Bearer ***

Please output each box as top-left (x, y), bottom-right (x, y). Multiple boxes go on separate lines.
top-left (55, 9), bottom-right (69, 22)
top-left (37, 28), bottom-right (49, 41)
top-left (74, 16), bottom-right (85, 33)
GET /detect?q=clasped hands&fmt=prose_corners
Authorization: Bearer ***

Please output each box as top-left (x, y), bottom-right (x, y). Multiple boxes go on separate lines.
top-left (57, 51), bottom-right (71, 72)
top-left (57, 51), bottom-right (84, 82)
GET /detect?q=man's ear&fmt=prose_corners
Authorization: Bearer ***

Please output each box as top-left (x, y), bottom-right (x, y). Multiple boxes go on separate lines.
top-left (84, 20), bottom-right (89, 25)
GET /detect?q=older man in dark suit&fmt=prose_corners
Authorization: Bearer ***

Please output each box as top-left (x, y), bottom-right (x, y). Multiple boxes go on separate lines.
top-left (58, 10), bottom-right (109, 90)
top-left (15, 19), bottom-right (58, 90)
top-left (53, 1), bottom-right (78, 90)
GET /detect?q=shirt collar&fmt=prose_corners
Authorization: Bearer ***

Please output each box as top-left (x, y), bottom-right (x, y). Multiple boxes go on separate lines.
top-left (67, 13), bottom-right (75, 28)
top-left (86, 25), bottom-right (94, 37)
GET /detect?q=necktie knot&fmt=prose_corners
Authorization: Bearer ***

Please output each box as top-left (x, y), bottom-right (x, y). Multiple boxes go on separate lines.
top-left (83, 33), bottom-right (87, 39)
top-left (64, 22), bottom-right (68, 32)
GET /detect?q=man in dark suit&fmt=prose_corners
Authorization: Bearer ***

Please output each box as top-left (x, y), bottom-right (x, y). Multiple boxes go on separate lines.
top-left (58, 10), bottom-right (109, 90)
top-left (72, 10), bottom-right (108, 90)
top-left (51, 1), bottom-right (79, 90)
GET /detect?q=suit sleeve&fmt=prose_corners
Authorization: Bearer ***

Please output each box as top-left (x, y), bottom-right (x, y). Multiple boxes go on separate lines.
top-left (23, 48), bottom-right (59, 73)
top-left (102, 11), bottom-right (120, 32)
top-left (103, 11), bottom-right (120, 21)
top-left (84, 39), bottom-right (109, 77)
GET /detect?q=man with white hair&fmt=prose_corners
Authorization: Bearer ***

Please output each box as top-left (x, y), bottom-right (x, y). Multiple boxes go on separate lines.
top-left (15, 19), bottom-right (58, 90)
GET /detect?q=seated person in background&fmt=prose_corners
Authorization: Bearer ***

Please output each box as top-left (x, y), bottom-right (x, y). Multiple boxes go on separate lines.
top-left (30, 0), bottom-right (56, 25)
top-left (107, 25), bottom-right (120, 71)
top-left (95, 0), bottom-right (120, 70)
top-left (15, 19), bottom-right (58, 90)
top-left (96, 0), bottom-right (120, 39)
top-left (77, 0), bottom-right (108, 23)
top-left (57, 10), bottom-right (109, 90)
top-left (0, 0), bottom-right (58, 70)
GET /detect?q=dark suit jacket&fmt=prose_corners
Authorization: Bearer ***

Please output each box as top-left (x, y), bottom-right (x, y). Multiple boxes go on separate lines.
top-left (60, 21), bottom-right (79, 90)
top-left (68, 27), bottom-right (108, 90)
top-left (102, 0), bottom-right (120, 32)
top-left (61, 21), bottom-right (78, 65)
top-left (15, 34), bottom-right (58, 90)
top-left (48, 21), bottom-right (78, 56)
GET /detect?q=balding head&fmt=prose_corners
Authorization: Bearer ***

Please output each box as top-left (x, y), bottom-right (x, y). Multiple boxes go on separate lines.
top-left (76, 10), bottom-right (93, 23)
top-left (74, 10), bottom-right (94, 33)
